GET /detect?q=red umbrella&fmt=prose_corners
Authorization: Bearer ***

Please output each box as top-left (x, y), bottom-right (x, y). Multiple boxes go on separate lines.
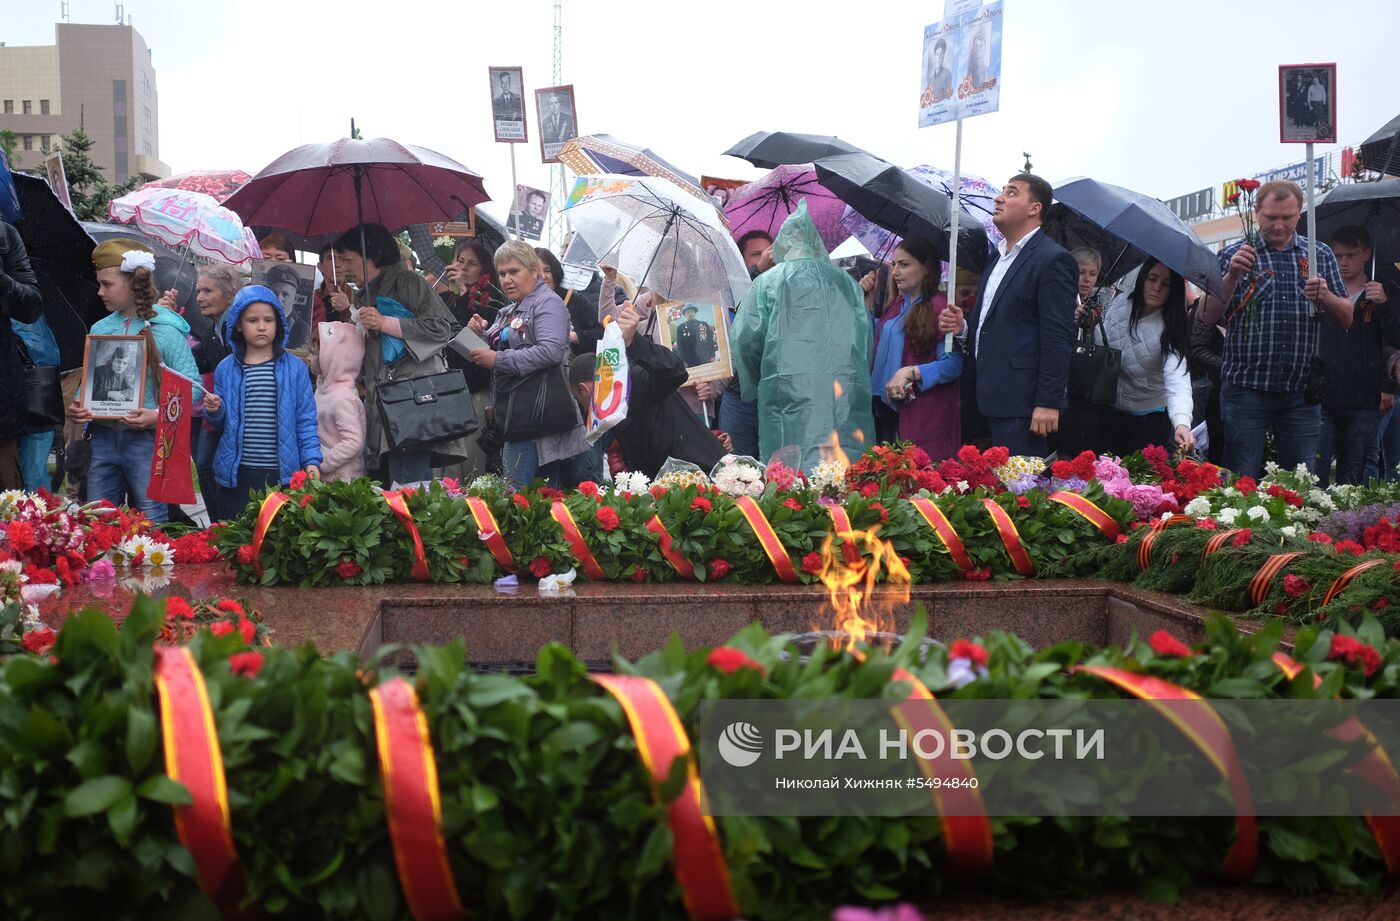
top-left (140, 169), bottom-right (251, 203)
top-left (224, 136), bottom-right (491, 239)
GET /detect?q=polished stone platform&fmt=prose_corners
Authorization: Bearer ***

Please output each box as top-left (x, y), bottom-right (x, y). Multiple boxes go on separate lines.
top-left (36, 565), bottom-right (1281, 664)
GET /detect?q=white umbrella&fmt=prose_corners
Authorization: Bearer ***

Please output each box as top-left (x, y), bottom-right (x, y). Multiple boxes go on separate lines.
top-left (562, 174), bottom-right (750, 309)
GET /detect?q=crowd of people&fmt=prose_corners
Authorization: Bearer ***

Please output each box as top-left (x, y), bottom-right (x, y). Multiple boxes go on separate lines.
top-left (0, 170), bottom-right (1398, 523)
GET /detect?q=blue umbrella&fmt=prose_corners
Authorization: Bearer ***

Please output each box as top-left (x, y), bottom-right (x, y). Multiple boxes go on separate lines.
top-left (1052, 177), bottom-right (1225, 299)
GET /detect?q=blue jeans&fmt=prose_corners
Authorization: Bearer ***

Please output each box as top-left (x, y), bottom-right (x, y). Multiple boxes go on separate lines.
top-left (1220, 382), bottom-right (1320, 479)
top-left (87, 425), bottom-right (166, 523)
top-left (718, 394), bottom-right (759, 459)
top-left (1318, 406), bottom-right (1381, 487)
top-left (986, 417), bottom-right (1047, 458)
top-left (385, 447), bottom-right (433, 487)
top-left (190, 420), bottom-right (221, 520)
top-left (1368, 404), bottom-right (1400, 482)
top-left (217, 466), bottom-right (279, 521)
top-left (18, 430), bottom-right (54, 493)
top-left (561, 441), bottom-right (604, 488)
top-left (503, 439), bottom-right (562, 489)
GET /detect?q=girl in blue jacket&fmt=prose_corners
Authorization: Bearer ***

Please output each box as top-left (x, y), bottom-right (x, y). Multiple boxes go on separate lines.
top-left (203, 285), bottom-right (322, 519)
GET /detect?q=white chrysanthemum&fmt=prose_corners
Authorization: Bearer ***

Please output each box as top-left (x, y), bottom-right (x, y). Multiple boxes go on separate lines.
top-left (1264, 461), bottom-right (1281, 475)
top-left (1218, 507), bottom-right (1241, 525)
top-left (613, 471), bottom-right (652, 494)
top-left (1184, 497), bottom-right (1213, 518)
top-left (1280, 525), bottom-right (1299, 539)
top-left (1246, 505), bottom-right (1269, 521)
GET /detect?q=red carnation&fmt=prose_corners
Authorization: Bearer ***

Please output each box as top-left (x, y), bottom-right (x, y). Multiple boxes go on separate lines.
top-left (801, 551), bottom-right (823, 575)
top-left (1282, 574), bottom-right (1311, 599)
top-left (578, 481), bottom-right (600, 498)
top-left (228, 651), bottom-right (264, 678)
top-left (630, 564), bottom-right (646, 583)
top-left (870, 501), bottom-right (889, 522)
top-left (24, 567), bottom-right (56, 585)
top-left (300, 494), bottom-right (314, 508)
top-left (5, 521), bottom-right (36, 554)
top-left (238, 617), bottom-right (257, 644)
top-left (20, 627), bottom-right (55, 655)
top-left (1329, 634), bottom-right (1382, 677)
top-left (1334, 539), bottom-right (1366, 557)
top-left (1232, 529), bottom-right (1252, 548)
top-left (1234, 476), bottom-right (1257, 496)
top-left (236, 544), bottom-right (255, 565)
top-left (165, 597), bottom-right (195, 620)
top-left (539, 486), bottom-right (565, 500)
top-left (707, 647), bottom-right (766, 675)
top-left (289, 470), bottom-right (308, 491)
top-left (1374, 598), bottom-right (1390, 611)
top-left (1238, 178), bottom-right (1261, 192)
top-left (1149, 630), bottom-right (1194, 658)
top-left (948, 639), bottom-right (989, 667)
top-left (962, 567), bottom-right (992, 581)
top-left (709, 558), bottom-right (731, 579)
top-left (210, 621), bottom-right (235, 637)
top-left (858, 482), bottom-right (880, 498)
top-left (513, 493), bottom-right (529, 509)
top-left (336, 559), bottom-right (362, 579)
top-left (596, 506), bottom-right (620, 531)
top-left (1051, 460), bottom-right (1073, 479)
top-left (529, 556), bottom-right (552, 578)
top-left (1227, 191), bottom-right (1242, 205)
top-left (691, 496), bottom-right (712, 513)
top-left (783, 497), bottom-right (803, 511)
top-left (650, 486), bottom-right (666, 499)
top-left (1015, 495), bottom-right (1030, 509)
top-left (957, 445), bottom-right (981, 465)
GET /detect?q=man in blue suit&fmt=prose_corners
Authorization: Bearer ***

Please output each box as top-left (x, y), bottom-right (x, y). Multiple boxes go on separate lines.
top-left (939, 173), bottom-right (1077, 456)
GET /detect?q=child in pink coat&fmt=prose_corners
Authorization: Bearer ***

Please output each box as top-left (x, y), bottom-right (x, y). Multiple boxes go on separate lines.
top-left (315, 322), bottom-right (367, 481)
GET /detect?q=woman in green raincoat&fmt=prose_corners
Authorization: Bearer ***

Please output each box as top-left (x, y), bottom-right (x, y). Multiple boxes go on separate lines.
top-left (732, 202), bottom-right (875, 470)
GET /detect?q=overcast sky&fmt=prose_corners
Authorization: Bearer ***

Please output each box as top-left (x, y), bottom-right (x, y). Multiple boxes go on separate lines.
top-left (8, 0), bottom-right (1399, 222)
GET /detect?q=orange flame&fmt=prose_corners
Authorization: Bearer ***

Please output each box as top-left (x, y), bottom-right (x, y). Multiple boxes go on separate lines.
top-left (818, 430), bottom-right (850, 471)
top-left (816, 522), bottom-right (911, 653)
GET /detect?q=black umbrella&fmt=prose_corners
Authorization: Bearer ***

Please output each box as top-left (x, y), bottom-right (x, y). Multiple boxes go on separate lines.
top-left (1309, 181), bottom-right (1400, 285)
top-left (724, 131), bottom-right (866, 169)
top-left (1050, 177), bottom-right (1226, 300)
top-left (12, 173), bottom-right (100, 371)
top-left (1043, 202), bottom-right (1147, 291)
top-left (813, 151), bottom-right (991, 271)
top-left (1359, 114), bottom-right (1400, 178)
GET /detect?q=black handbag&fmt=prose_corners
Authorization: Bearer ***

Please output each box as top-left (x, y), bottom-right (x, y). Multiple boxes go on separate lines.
top-left (1069, 319), bottom-right (1122, 406)
top-left (376, 366), bottom-right (478, 450)
top-left (15, 337), bottom-right (64, 428)
top-left (494, 363), bottom-right (578, 441)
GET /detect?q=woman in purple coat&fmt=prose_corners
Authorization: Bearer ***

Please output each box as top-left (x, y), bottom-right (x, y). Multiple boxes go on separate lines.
top-left (865, 237), bottom-right (965, 462)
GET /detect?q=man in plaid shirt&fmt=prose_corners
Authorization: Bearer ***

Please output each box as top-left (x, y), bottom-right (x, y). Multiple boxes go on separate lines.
top-left (1199, 180), bottom-right (1352, 478)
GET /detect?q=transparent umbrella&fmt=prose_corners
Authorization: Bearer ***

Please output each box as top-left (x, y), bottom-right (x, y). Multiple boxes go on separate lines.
top-left (562, 174), bottom-right (750, 308)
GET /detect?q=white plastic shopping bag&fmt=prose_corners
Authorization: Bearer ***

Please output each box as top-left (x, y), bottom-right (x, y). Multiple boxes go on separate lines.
top-left (586, 320), bottom-right (630, 444)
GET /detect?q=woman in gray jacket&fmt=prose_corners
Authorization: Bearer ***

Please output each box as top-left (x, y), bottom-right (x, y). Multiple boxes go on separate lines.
top-left (466, 241), bottom-right (587, 487)
top-left (335, 224), bottom-right (469, 484)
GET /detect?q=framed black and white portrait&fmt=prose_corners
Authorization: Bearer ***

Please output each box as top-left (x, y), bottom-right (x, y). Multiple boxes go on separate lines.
top-left (488, 66), bottom-right (528, 143)
top-left (1280, 63), bottom-right (1336, 144)
top-left (81, 334), bottom-right (147, 419)
top-left (535, 84), bottom-right (579, 163)
top-left (251, 258), bottom-right (316, 351)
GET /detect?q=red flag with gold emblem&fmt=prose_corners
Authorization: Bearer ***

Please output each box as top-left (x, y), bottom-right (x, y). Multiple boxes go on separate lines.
top-left (148, 364), bottom-right (195, 505)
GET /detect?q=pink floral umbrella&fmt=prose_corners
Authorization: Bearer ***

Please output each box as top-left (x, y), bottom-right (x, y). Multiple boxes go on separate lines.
top-left (108, 187), bottom-right (262, 265)
top-left (724, 164), bottom-right (848, 249)
top-left (139, 169), bottom-right (252, 203)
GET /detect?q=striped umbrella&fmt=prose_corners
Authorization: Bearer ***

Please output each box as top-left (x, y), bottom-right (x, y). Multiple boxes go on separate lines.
top-left (557, 134), bottom-right (707, 202)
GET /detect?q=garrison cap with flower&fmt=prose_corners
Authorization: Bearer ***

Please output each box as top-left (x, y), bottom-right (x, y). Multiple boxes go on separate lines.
top-left (91, 238), bottom-right (156, 273)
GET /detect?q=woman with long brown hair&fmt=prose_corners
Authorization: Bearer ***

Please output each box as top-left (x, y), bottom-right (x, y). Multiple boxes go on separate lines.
top-left (863, 236), bottom-right (965, 461)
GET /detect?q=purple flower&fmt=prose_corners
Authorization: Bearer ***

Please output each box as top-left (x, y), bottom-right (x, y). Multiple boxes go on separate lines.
top-left (833, 905), bottom-right (926, 921)
top-left (1003, 473), bottom-right (1044, 495)
top-left (1121, 484), bottom-right (1168, 519)
top-left (1050, 476), bottom-right (1089, 494)
top-left (1316, 502), bottom-right (1400, 544)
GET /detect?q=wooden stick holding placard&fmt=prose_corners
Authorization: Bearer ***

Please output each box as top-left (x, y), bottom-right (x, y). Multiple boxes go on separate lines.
top-left (944, 116), bottom-right (964, 354)
top-left (1306, 141), bottom-right (1318, 308)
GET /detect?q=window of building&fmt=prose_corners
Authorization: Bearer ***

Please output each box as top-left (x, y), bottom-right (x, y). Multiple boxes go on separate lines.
top-left (41, 136), bottom-right (51, 150)
top-left (40, 99), bottom-right (50, 115)
top-left (22, 100), bottom-right (31, 114)
top-left (2, 101), bottom-right (11, 114)
top-left (22, 136), bottom-right (33, 151)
